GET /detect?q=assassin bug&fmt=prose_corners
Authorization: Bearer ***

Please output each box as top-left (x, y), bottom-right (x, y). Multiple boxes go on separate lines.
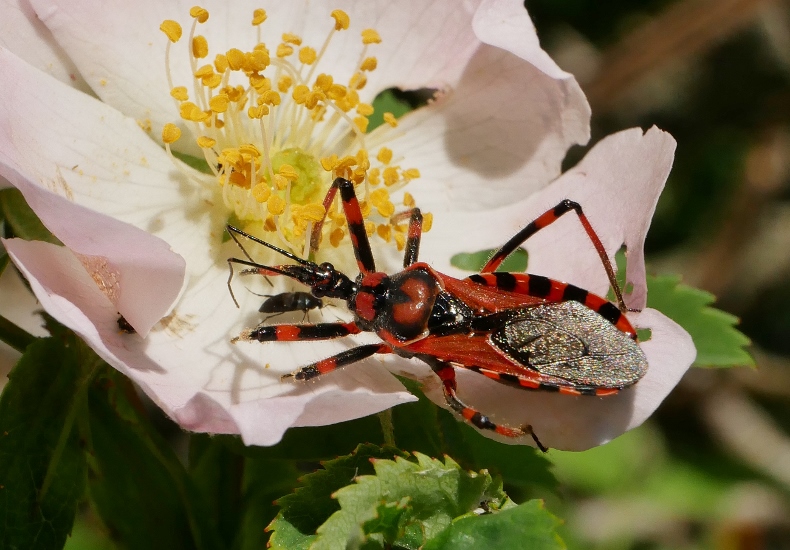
top-left (258, 291), bottom-right (324, 320)
top-left (227, 177), bottom-right (648, 451)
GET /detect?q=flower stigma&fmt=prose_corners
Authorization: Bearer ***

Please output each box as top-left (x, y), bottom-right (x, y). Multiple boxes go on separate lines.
top-left (159, 7), bottom-right (432, 261)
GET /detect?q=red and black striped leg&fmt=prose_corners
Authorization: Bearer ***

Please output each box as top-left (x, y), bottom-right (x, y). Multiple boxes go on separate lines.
top-left (233, 321), bottom-right (361, 344)
top-left (419, 356), bottom-right (548, 451)
top-left (309, 177), bottom-right (376, 274)
top-left (283, 343), bottom-right (392, 381)
top-left (391, 208), bottom-right (423, 267)
top-left (483, 199), bottom-right (626, 312)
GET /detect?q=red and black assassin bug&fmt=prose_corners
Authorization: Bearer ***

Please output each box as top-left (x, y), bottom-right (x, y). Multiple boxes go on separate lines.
top-left (227, 177), bottom-right (648, 451)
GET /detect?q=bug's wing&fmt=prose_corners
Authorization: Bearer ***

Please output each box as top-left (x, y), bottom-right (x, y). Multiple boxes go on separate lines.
top-left (491, 301), bottom-right (648, 389)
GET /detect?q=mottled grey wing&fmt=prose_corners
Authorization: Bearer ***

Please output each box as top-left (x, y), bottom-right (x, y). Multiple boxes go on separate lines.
top-left (490, 301), bottom-right (648, 388)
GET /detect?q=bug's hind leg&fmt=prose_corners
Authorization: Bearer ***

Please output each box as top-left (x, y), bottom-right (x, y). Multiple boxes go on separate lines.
top-left (419, 356), bottom-right (548, 452)
top-left (282, 343), bottom-right (392, 381)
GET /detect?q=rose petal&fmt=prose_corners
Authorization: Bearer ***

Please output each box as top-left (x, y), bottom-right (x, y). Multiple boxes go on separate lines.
top-left (0, 0), bottom-right (89, 91)
top-left (419, 126), bottom-right (676, 311)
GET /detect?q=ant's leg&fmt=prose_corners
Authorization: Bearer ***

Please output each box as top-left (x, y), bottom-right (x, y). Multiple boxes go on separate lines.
top-left (391, 208), bottom-right (423, 267)
top-left (419, 356), bottom-right (548, 451)
top-left (484, 199), bottom-right (626, 312)
top-left (309, 177), bottom-right (376, 273)
top-left (282, 343), bottom-right (392, 381)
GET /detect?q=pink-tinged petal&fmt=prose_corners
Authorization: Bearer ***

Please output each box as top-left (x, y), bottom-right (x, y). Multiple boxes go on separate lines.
top-left (0, 0), bottom-right (89, 91)
top-left (399, 308), bottom-right (694, 452)
top-left (419, 127), bottom-right (676, 311)
top-left (1, 166), bottom-right (185, 335)
top-left (5, 237), bottom-right (416, 444)
top-left (0, 48), bottom-right (217, 277)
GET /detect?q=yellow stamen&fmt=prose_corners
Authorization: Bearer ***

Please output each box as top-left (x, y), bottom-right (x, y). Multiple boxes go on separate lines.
top-left (160, 20), bottom-right (182, 42)
top-left (192, 35), bottom-right (209, 58)
top-left (189, 6), bottom-right (209, 23)
top-left (403, 192), bottom-right (415, 207)
top-left (276, 44), bottom-right (294, 58)
top-left (331, 10), bottom-right (350, 31)
top-left (377, 147), bottom-right (393, 164)
top-left (360, 57), bottom-right (377, 71)
top-left (162, 123), bottom-right (181, 143)
top-left (197, 136), bottom-right (216, 148)
top-left (252, 183), bottom-right (271, 202)
top-left (252, 9), bottom-right (267, 25)
top-left (403, 168), bottom-right (420, 180)
top-left (170, 86), bottom-right (188, 100)
top-left (299, 47), bottom-right (317, 65)
top-left (422, 213), bottom-right (433, 232)
top-left (361, 29), bottom-right (382, 44)
top-left (353, 116), bottom-right (369, 133)
top-left (383, 112), bottom-right (398, 127)
top-left (267, 195), bottom-right (286, 215)
top-left (214, 53), bottom-right (228, 73)
top-left (209, 94), bottom-right (229, 113)
top-left (278, 75), bottom-right (293, 92)
top-left (226, 48), bottom-right (246, 70)
top-left (282, 32), bottom-right (302, 45)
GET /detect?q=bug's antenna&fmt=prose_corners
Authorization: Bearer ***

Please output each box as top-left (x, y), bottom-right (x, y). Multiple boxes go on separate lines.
top-left (226, 257), bottom-right (292, 308)
top-left (226, 225), bottom-right (313, 266)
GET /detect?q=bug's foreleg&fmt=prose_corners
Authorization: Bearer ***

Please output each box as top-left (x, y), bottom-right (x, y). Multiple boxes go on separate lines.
top-left (390, 208), bottom-right (423, 267)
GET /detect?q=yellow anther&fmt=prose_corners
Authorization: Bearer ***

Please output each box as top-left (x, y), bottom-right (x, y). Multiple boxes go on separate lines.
top-left (277, 75), bottom-right (293, 93)
top-left (403, 168), bottom-right (420, 180)
top-left (336, 155), bottom-right (357, 170)
top-left (160, 20), bottom-right (182, 43)
top-left (330, 227), bottom-right (345, 247)
top-left (229, 171), bottom-right (248, 188)
top-left (197, 136), bottom-right (216, 148)
top-left (422, 212), bottom-right (433, 232)
top-left (314, 73), bottom-right (333, 92)
top-left (221, 148), bottom-right (242, 165)
top-left (298, 203), bottom-right (326, 222)
top-left (365, 221), bottom-right (375, 237)
top-left (194, 64), bottom-right (213, 78)
top-left (215, 119), bottom-right (225, 129)
top-left (282, 32), bottom-right (302, 45)
top-left (368, 168), bottom-right (381, 186)
top-left (261, 90), bottom-right (281, 106)
top-left (346, 89), bottom-right (360, 108)
top-left (377, 147), bottom-right (393, 164)
top-left (276, 43), bottom-right (294, 58)
top-left (360, 56), bottom-right (378, 71)
top-left (304, 91), bottom-right (325, 109)
top-left (203, 73), bottom-right (222, 88)
top-left (239, 144), bottom-right (260, 157)
top-left (394, 233), bottom-right (405, 251)
top-left (272, 174), bottom-right (288, 190)
top-left (214, 53), bottom-right (229, 73)
top-left (356, 103), bottom-right (374, 116)
top-left (327, 84), bottom-right (346, 100)
top-left (383, 112), bottom-right (398, 127)
top-left (331, 10), bottom-right (350, 31)
top-left (252, 8), bottom-right (267, 25)
top-left (226, 48), bottom-right (246, 70)
top-left (292, 44), bottom-right (315, 65)
top-left (226, 85), bottom-right (245, 101)
top-left (377, 224), bottom-right (392, 242)
top-left (361, 29), bottom-right (382, 44)
top-left (383, 166), bottom-right (399, 186)
top-left (321, 154), bottom-right (339, 171)
top-left (170, 86), bottom-right (188, 101)
top-left (162, 123), bottom-right (181, 144)
top-left (278, 164), bottom-right (299, 181)
top-left (403, 192), bottom-right (415, 207)
top-left (179, 101), bottom-right (210, 122)
top-left (353, 116), bottom-right (369, 133)
top-left (267, 195), bottom-right (286, 215)
top-left (209, 94), bottom-right (229, 113)
top-left (247, 105), bottom-right (268, 119)
top-left (292, 84), bottom-right (310, 104)
top-left (247, 49), bottom-right (270, 71)
top-left (190, 6), bottom-right (209, 23)
top-left (251, 75), bottom-right (271, 92)
top-left (251, 182), bottom-right (271, 202)
top-left (370, 188), bottom-right (389, 207)
top-left (349, 72), bottom-right (367, 90)
top-left (311, 104), bottom-right (327, 122)
top-left (192, 35), bottom-right (209, 58)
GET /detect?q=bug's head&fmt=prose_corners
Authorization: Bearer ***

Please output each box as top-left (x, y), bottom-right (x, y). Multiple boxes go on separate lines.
top-left (273, 261), bottom-right (355, 300)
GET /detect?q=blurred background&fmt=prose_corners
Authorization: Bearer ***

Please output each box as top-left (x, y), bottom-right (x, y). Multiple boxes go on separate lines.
top-left (528, 0), bottom-right (790, 548)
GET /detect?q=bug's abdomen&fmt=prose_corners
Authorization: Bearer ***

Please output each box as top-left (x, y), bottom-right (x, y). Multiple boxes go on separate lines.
top-left (491, 301), bottom-right (648, 389)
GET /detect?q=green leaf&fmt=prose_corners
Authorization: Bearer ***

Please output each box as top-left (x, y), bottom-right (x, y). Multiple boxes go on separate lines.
top-left (451, 248), bottom-right (529, 273)
top-left (423, 500), bottom-right (565, 550)
top-left (0, 187), bottom-right (61, 244)
top-left (0, 335), bottom-right (93, 550)
top-left (646, 274), bottom-right (753, 367)
top-left (312, 452), bottom-right (509, 550)
top-left (268, 444), bottom-right (403, 550)
top-left (394, 378), bottom-right (558, 494)
top-left (85, 367), bottom-right (224, 550)
top-left (361, 498), bottom-right (411, 545)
